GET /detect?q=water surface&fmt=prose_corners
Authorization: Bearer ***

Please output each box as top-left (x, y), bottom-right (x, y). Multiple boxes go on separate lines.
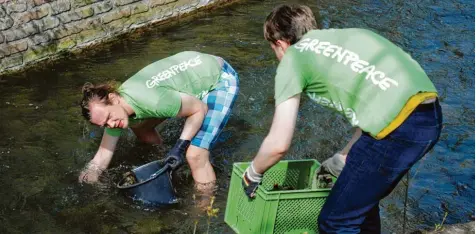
top-left (0, 0), bottom-right (474, 233)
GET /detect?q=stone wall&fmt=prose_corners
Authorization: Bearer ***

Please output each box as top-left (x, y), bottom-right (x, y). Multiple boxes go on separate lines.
top-left (0, 0), bottom-right (234, 75)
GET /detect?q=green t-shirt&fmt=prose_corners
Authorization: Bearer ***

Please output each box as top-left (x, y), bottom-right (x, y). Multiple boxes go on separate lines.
top-left (274, 29), bottom-right (437, 137)
top-left (106, 51), bottom-right (222, 136)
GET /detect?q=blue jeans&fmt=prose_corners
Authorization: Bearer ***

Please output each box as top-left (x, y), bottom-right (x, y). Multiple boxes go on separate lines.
top-left (318, 100), bottom-right (443, 233)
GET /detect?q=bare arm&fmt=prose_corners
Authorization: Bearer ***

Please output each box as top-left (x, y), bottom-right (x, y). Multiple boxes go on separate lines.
top-left (252, 94), bottom-right (301, 174)
top-left (176, 93), bottom-right (208, 140)
top-left (79, 132), bottom-right (119, 183)
top-left (339, 127), bottom-right (362, 157)
top-left (90, 132), bottom-right (119, 169)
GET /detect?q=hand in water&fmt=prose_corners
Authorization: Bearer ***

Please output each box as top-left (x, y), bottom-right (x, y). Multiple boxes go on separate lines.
top-left (78, 162), bottom-right (104, 184)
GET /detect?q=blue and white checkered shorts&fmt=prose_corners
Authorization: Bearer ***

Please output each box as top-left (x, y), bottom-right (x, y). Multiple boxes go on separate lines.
top-left (191, 60), bottom-right (239, 150)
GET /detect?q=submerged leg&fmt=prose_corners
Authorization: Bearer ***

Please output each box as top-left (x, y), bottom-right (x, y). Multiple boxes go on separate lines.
top-left (131, 118), bottom-right (165, 145)
top-left (186, 145), bottom-right (216, 184)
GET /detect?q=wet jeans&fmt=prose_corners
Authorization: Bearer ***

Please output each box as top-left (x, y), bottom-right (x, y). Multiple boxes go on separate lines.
top-left (318, 100), bottom-right (443, 233)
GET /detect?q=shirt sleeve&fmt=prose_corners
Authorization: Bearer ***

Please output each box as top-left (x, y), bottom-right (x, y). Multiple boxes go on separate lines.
top-left (274, 50), bottom-right (306, 106)
top-left (105, 127), bottom-right (122, 137)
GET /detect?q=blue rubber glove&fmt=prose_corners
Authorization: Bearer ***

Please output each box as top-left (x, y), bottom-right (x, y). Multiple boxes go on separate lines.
top-left (242, 164), bottom-right (263, 199)
top-left (161, 139), bottom-right (191, 170)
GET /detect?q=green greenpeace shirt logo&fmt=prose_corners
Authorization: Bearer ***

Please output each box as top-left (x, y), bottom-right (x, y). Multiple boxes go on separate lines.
top-left (274, 29), bottom-right (437, 136)
top-left (295, 38), bottom-right (399, 92)
top-left (145, 55), bottom-right (203, 89)
top-left (105, 51), bottom-right (222, 137)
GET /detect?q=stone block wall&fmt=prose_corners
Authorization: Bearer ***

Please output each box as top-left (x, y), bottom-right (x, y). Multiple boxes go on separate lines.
top-left (0, 0), bottom-right (233, 75)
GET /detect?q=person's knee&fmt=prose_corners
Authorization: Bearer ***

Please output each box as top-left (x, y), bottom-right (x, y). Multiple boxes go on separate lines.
top-left (133, 128), bottom-right (162, 144)
top-left (186, 146), bottom-right (209, 168)
top-left (186, 151), bottom-right (203, 164)
top-left (138, 134), bottom-right (162, 144)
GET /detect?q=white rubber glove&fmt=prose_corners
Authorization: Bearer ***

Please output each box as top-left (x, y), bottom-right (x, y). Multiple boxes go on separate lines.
top-left (319, 153), bottom-right (346, 177)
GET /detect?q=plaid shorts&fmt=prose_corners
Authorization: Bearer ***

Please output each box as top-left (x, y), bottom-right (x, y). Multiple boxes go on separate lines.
top-left (191, 60), bottom-right (239, 150)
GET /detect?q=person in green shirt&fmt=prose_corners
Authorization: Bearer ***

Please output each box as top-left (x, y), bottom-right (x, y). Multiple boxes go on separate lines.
top-left (79, 51), bottom-right (239, 194)
top-left (242, 4), bottom-right (442, 233)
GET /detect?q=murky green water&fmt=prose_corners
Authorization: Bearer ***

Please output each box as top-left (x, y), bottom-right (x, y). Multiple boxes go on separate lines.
top-left (0, 0), bottom-right (474, 233)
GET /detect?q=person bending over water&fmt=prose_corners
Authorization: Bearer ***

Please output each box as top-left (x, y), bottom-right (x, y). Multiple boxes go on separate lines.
top-left (242, 4), bottom-right (442, 233)
top-left (79, 51), bottom-right (239, 194)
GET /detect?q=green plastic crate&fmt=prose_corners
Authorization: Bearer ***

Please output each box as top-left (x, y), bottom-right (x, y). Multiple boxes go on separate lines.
top-left (224, 159), bottom-right (333, 234)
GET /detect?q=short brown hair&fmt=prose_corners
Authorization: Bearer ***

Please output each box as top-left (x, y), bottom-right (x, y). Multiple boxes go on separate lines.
top-left (80, 81), bottom-right (119, 120)
top-left (264, 4), bottom-right (319, 45)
